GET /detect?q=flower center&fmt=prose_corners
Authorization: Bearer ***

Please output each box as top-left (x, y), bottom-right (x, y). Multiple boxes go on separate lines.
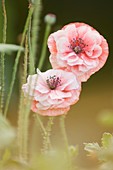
top-left (46, 75), bottom-right (61, 90)
top-left (74, 46), bottom-right (82, 54)
top-left (70, 38), bottom-right (86, 54)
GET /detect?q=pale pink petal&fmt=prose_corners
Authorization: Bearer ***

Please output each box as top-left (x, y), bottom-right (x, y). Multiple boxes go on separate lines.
top-left (47, 34), bottom-right (57, 54)
top-left (93, 30), bottom-right (102, 45)
top-left (56, 37), bottom-right (70, 53)
top-left (91, 45), bottom-right (102, 58)
top-left (38, 107), bottom-right (70, 116)
top-left (49, 90), bottom-right (72, 99)
top-left (83, 31), bottom-right (96, 51)
top-left (77, 25), bottom-right (91, 39)
top-left (35, 84), bottom-right (49, 93)
top-left (22, 69), bottom-right (81, 116)
top-left (48, 30), bottom-right (65, 55)
top-left (63, 24), bottom-right (78, 41)
top-left (48, 22), bottom-right (109, 82)
top-left (67, 55), bottom-right (83, 66)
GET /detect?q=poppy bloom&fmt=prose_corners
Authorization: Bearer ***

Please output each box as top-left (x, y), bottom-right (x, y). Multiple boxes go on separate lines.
top-left (22, 69), bottom-right (81, 116)
top-left (48, 22), bottom-right (109, 82)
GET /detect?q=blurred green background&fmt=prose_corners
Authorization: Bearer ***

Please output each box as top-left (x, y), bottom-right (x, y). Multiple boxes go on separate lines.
top-left (0, 0), bottom-right (113, 169)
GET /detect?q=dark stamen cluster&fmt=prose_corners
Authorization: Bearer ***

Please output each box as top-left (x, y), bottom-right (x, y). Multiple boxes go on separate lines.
top-left (69, 38), bottom-right (86, 54)
top-left (46, 75), bottom-right (61, 90)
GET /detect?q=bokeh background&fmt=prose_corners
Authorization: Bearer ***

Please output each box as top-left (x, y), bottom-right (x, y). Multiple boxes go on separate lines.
top-left (0, 0), bottom-right (113, 169)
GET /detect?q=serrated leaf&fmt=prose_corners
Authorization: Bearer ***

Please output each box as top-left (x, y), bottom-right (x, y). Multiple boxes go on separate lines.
top-left (84, 142), bottom-right (100, 153)
top-left (0, 44), bottom-right (24, 53)
top-left (101, 132), bottom-right (113, 148)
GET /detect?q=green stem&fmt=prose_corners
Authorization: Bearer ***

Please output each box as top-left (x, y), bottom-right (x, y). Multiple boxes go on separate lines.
top-left (35, 114), bottom-right (47, 136)
top-left (17, 37), bottom-right (28, 160)
top-left (0, 0), bottom-right (7, 114)
top-left (4, 5), bottom-right (34, 117)
top-left (22, 104), bottom-right (31, 160)
top-left (28, 19), bottom-right (35, 74)
top-left (38, 23), bottom-right (51, 70)
top-left (31, 0), bottom-right (42, 73)
top-left (42, 117), bottom-right (54, 153)
top-left (60, 115), bottom-right (73, 170)
top-left (60, 115), bottom-right (69, 151)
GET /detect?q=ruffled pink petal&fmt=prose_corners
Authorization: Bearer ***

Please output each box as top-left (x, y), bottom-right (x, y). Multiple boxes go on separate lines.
top-left (49, 54), bottom-right (59, 68)
top-left (49, 90), bottom-right (72, 99)
top-left (63, 24), bottom-right (78, 41)
top-left (56, 37), bottom-right (70, 53)
top-left (77, 25), bottom-right (91, 39)
top-left (67, 54), bottom-right (83, 66)
top-left (35, 84), bottom-right (49, 93)
top-left (48, 30), bottom-right (65, 55)
top-left (47, 34), bottom-right (57, 54)
top-left (91, 45), bottom-right (102, 58)
top-left (38, 107), bottom-right (70, 116)
top-left (50, 54), bottom-right (67, 68)
top-left (34, 93), bottom-right (48, 101)
top-left (83, 31), bottom-right (96, 51)
top-left (31, 100), bottom-right (38, 113)
top-left (93, 30), bottom-right (102, 45)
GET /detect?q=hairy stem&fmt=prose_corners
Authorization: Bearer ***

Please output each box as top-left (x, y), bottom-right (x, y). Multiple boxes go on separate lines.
top-left (4, 5), bottom-right (34, 117)
top-left (35, 114), bottom-right (47, 136)
top-left (60, 115), bottom-right (69, 151)
top-left (17, 36), bottom-right (28, 160)
top-left (0, 0), bottom-right (7, 114)
top-left (30, 0), bottom-right (42, 74)
top-left (42, 117), bottom-right (54, 153)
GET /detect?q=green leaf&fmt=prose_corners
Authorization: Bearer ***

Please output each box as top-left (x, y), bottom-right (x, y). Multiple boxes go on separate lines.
top-left (101, 132), bottom-right (113, 148)
top-left (0, 44), bottom-right (24, 53)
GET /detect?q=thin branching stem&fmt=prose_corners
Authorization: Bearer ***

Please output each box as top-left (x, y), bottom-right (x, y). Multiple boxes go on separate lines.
top-left (35, 114), bottom-right (47, 136)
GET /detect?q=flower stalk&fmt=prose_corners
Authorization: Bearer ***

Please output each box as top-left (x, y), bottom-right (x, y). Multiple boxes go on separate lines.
top-left (4, 4), bottom-right (34, 117)
top-left (17, 36), bottom-right (29, 160)
top-left (42, 117), bottom-right (54, 153)
top-left (30, 0), bottom-right (42, 74)
top-left (0, 0), bottom-right (7, 114)
top-left (60, 115), bottom-right (69, 151)
top-left (38, 13), bottom-right (56, 70)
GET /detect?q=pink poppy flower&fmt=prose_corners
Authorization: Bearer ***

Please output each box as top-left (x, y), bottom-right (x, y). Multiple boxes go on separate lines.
top-left (48, 22), bottom-right (109, 82)
top-left (22, 69), bottom-right (81, 116)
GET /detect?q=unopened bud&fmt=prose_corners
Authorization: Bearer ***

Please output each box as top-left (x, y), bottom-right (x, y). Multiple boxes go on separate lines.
top-left (44, 13), bottom-right (56, 25)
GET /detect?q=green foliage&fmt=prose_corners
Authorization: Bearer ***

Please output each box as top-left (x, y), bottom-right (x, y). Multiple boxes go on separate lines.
top-left (30, 149), bottom-right (79, 170)
top-left (0, 44), bottom-right (24, 54)
top-left (84, 132), bottom-right (113, 169)
top-left (0, 0), bottom-right (112, 170)
top-left (101, 132), bottom-right (113, 148)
